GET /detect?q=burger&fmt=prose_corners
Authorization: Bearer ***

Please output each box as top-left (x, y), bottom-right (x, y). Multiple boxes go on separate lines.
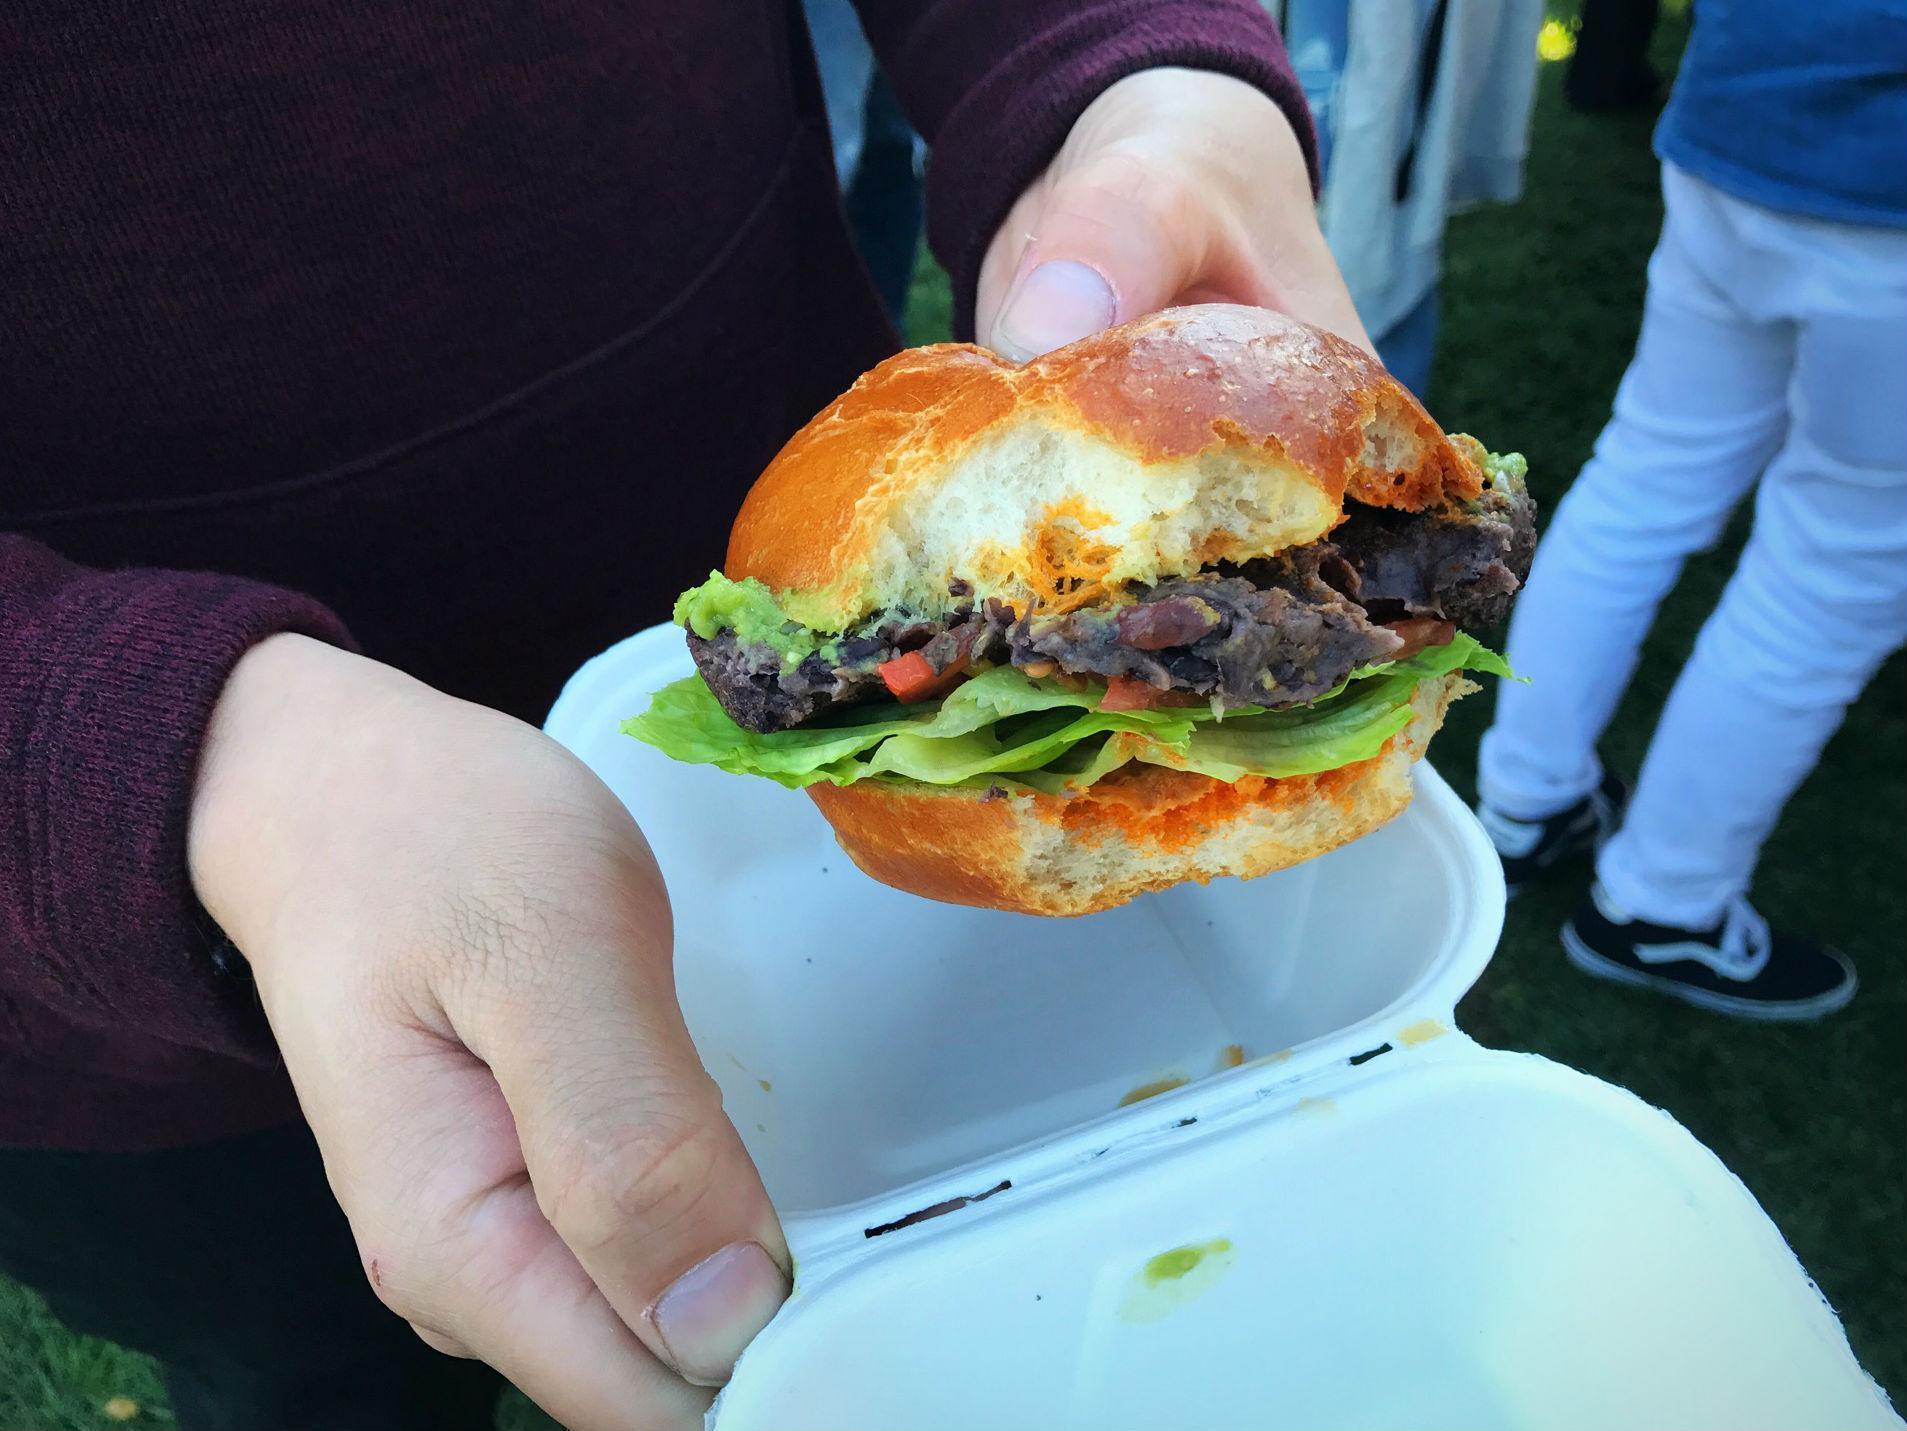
top-left (625, 305), bottom-right (1533, 915)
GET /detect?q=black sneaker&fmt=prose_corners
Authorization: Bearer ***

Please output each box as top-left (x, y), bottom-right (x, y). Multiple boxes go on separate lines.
top-left (1563, 884), bottom-right (1858, 1022)
top-left (1475, 772), bottom-right (1628, 896)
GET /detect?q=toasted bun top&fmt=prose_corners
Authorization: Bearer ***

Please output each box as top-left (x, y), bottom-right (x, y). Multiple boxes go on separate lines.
top-left (727, 305), bottom-right (1482, 631)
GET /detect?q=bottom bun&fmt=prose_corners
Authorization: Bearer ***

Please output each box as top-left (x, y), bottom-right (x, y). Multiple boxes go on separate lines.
top-left (807, 672), bottom-right (1474, 917)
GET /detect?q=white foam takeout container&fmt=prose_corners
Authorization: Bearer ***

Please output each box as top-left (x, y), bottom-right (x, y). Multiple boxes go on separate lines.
top-left (546, 624), bottom-right (1899, 1431)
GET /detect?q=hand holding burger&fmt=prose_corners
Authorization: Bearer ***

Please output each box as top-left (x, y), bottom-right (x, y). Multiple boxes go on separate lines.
top-left (980, 67), bottom-right (1372, 358)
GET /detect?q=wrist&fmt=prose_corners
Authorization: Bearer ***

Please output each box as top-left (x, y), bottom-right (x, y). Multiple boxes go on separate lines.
top-left (186, 634), bottom-right (417, 964)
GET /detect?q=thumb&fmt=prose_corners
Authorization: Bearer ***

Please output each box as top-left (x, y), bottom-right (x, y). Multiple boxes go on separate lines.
top-left (986, 152), bottom-right (1208, 363)
top-left (470, 856), bottom-right (790, 1389)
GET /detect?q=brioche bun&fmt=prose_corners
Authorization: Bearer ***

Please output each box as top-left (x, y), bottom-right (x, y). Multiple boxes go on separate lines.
top-left (727, 304), bottom-right (1482, 631)
top-left (808, 671), bottom-right (1473, 917)
top-left (723, 305), bottom-right (1490, 914)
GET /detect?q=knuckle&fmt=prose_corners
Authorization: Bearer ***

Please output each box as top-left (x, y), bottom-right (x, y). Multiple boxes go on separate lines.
top-left (1040, 150), bottom-right (1194, 265)
top-left (440, 878), bottom-right (556, 976)
top-left (421, 811), bottom-right (664, 1002)
top-left (540, 1118), bottom-right (724, 1257)
top-left (1076, 147), bottom-right (1188, 216)
top-left (420, 880), bottom-right (570, 1023)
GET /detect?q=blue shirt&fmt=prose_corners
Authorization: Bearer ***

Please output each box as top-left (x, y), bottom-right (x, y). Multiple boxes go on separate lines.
top-left (1656, 0), bottom-right (1907, 227)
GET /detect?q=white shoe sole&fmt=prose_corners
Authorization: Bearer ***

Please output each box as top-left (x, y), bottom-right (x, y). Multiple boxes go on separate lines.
top-left (1561, 923), bottom-right (1859, 1022)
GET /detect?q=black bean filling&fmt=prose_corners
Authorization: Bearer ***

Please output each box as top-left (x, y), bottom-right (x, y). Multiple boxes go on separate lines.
top-left (691, 487), bottom-right (1535, 734)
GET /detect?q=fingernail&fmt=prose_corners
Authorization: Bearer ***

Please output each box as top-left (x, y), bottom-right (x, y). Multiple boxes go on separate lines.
top-left (650, 1242), bottom-right (790, 1386)
top-left (993, 259), bottom-right (1116, 363)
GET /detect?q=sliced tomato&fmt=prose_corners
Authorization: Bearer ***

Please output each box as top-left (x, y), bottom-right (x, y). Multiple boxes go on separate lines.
top-left (1098, 676), bottom-right (1167, 711)
top-left (1383, 617), bottom-right (1457, 662)
top-left (879, 650), bottom-right (968, 702)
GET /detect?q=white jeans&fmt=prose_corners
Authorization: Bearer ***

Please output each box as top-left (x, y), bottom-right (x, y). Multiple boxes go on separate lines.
top-left (1479, 164), bottom-right (1907, 927)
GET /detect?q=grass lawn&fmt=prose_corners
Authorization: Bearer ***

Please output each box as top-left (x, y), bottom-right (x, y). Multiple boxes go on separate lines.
top-left (4, 5), bottom-right (1899, 1427)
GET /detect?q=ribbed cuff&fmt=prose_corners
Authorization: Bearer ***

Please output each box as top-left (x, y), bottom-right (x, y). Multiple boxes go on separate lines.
top-left (7, 566), bottom-right (355, 1060)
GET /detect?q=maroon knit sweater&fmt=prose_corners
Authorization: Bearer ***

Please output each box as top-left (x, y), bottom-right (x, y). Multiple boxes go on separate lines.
top-left (1, 0), bottom-right (1311, 1151)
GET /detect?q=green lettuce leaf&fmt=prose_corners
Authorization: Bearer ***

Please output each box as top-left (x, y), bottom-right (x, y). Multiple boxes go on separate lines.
top-left (621, 635), bottom-right (1511, 792)
top-left (1000, 636), bottom-right (1510, 793)
top-left (621, 664), bottom-right (1191, 790)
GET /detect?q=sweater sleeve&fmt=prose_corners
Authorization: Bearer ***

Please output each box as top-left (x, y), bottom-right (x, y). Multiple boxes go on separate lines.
top-left (1, 534), bottom-right (356, 1061)
top-left (851, 0), bottom-right (1318, 340)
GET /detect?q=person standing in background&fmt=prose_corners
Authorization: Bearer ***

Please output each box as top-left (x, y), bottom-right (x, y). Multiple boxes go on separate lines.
top-left (1475, 0), bottom-right (1907, 1020)
top-left (1270, 0), bottom-right (1542, 396)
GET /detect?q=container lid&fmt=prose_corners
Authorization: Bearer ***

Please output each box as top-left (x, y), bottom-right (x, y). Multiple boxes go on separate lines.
top-left (711, 1049), bottom-right (1899, 1431)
